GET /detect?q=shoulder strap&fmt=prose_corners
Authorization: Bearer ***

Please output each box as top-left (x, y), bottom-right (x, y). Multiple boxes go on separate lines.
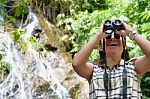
top-left (103, 69), bottom-right (108, 99)
top-left (123, 68), bottom-right (127, 99)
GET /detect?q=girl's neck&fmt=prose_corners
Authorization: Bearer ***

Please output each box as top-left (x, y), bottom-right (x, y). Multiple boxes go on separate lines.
top-left (106, 55), bottom-right (121, 69)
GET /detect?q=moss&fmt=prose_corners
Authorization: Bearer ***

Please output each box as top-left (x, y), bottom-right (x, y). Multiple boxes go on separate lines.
top-left (69, 83), bottom-right (82, 99)
top-left (35, 82), bottom-right (50, 94)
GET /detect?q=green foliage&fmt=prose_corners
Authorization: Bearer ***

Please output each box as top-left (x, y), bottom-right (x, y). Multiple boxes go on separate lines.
top-left (10, 28), bottom-right (29, 51)
top-left (3, 0), bottom-right (28, 25)
top-left (22, 42), bottom-right (28, 51)
top-left (1, 0), bottom-right (150, 98)
top-left (56, 0), bottom-right (150, 97)
top-left (0, 61), bottom-right (10, 69)
top-left (13, 0), bottom-right (28, 17)
top-left (29, 36), bottom-right (45, 52)
top-left (5, 14), bottom-right (16, 23)
top-left (144, 96), bottom-right (150, 99)
top-left (71, 0), bottom-right (108, 13)
top-left (57, 9), bottom-right (115, 60)
top-left (10, 28), bottom-right (44, 52)
top-left (0, 0), bottom-right (5, 4)
top-left (141, 72), bottom-right (150, 97)
top-left (56, 0), bottom-right (130, 61)
top-left (10, 29), bottom-right (25, 42)
top-left (0, 61), bottom-right (10, 78)
top-left (0, 54), bottom-right (2, 61)
top-left (125, 0), bottom-right (150, 59)
top-left (70, 10), bottom-right (112, 60)
top-left (140, 11), bottom-right (150, 22)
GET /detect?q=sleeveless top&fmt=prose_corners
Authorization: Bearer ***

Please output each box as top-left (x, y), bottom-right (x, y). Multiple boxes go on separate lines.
top-left (89, 59), bottom-right (143, 99)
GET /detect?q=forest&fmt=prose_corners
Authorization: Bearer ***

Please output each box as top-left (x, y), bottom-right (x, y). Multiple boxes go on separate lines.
top-left (0, 0), bottom-right (150, 98)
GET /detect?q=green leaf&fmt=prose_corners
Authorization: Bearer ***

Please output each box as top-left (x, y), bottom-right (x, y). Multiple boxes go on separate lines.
top-left (11, 30), bottom-right (21, 42)
top-left (22, 42), bottom-right (28, 50)
top-left (14, 34), bottom-right (20, 41)
top-left (0, 0), bottom-right (5, 4)
top-left (29, 36), bottom-right (36, 44)
top-left (10, 17), bottom-right (16, 23)
top-left (0, 61), bottom-right (10, 68)
top-left (6, 15), bottom-right (16, 24)
top-left (21, 0), bottom-right (27, 7)
top-left (0, 54), bottom-right (2, 61)
top-left (15, 7), bottom-right (21, 17)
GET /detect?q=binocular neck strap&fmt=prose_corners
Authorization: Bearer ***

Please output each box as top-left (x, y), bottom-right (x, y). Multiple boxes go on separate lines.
top-left (102, 39), bottom-right (108, 99)
top-left (103, 67), bottom-right (108, 99)
top-left (102, 37), bottom-right (127, 99)
top-left (122, 37), bottom-right (127, 99)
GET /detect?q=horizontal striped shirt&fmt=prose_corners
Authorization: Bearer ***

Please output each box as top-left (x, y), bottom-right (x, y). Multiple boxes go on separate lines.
top-left (89, 59), bottom-right (142, 99)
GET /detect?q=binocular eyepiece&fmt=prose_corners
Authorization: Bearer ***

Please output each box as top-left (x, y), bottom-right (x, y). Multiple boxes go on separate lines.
top-left (103, 19), bottom-right (124, 34)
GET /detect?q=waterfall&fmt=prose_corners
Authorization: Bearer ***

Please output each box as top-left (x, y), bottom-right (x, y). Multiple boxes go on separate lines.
top-left (0, 5), bottom-right (69, 99)
top-left (23, 5), bottom-right (39, 40)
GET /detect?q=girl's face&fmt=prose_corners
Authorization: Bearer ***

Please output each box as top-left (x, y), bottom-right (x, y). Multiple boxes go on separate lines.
top-left (104, 33), bottom-right (124, 56)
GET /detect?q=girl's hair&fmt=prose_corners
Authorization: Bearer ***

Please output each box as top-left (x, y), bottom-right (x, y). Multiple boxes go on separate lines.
top-left (99, 35), bottom-right (130, 65)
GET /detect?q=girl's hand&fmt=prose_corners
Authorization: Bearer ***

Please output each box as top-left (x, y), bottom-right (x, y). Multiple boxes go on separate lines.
top-left (115, 22), bottom-right (133, 37)
top-left (97, 24), bottom-right (110, 40)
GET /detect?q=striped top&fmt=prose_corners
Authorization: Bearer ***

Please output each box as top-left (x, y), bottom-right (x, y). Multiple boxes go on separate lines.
top-left (89, 59), bottom-right (143, 99)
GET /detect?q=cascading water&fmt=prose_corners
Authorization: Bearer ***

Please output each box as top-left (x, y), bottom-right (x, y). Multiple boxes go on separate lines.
top-left (0, 5), bottom-right (69, 99)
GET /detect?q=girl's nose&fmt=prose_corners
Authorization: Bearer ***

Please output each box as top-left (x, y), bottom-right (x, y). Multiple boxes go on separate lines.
top-left (111, 32), bottom-right (115, 39)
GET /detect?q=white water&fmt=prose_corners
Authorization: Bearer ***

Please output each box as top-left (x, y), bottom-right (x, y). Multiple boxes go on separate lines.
top-left (0, 5), bottom-right (69, 99)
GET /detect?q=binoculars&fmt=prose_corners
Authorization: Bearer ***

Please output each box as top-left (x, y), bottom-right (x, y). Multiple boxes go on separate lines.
top-left (103, 19), bottom-right (124, 34)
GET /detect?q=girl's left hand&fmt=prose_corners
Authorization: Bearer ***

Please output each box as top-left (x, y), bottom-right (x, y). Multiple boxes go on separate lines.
top-left (115, 22), bottom-right (133, 37)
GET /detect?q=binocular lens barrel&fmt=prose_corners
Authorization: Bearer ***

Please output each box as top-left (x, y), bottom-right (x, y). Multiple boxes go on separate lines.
top-left (104, 20), bottom-right (111, 26)
top-left (114, 20), bottom-right (122, 25)
top-left (112, 20), bottom-right (124, 31)
top-left (103, 19), bottom-right (124, 34)
top-left (103, 20), bottom-right (114, 34)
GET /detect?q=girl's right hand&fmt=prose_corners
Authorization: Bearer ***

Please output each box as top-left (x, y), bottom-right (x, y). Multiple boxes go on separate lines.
top-left (96, 24), bottom-right (110, 40)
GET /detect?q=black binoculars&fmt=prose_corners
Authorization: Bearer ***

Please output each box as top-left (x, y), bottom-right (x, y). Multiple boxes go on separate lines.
top-left (103, 19), bottom-right (124, 34)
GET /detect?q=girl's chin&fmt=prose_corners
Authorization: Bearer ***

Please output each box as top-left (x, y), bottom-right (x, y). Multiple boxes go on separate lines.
top-left (107, 46), bottom-right (118, 49)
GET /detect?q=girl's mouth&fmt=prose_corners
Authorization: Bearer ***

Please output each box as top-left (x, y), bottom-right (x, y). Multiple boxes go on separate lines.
top-left (107, 42), bottom-right (118, 46)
